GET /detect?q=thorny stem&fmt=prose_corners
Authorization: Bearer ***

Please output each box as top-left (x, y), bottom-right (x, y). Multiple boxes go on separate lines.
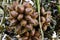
top-left (36, 0), bottom-right (44, 40)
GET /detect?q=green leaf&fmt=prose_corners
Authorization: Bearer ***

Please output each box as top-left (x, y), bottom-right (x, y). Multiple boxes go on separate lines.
top-left (57, 5), bottom-right (60, 14)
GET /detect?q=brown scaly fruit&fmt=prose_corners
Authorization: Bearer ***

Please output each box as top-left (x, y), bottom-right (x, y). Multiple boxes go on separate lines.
top-left (16, 25), bottom-right (21, 34)
top-left (24, 32), bottom-right (29, 37)
top-left (17, 14), bottom-right (23, 21)
top-left (42, 23), bottom-right (48, 31)
top-left (41, 7), bottom-right (46, 15)
top-left (10, 11), bottom-right (18, 18)
top-left (42, 25), bottom-right (48, 31)
top-left (41, 16), bottom-right (46, 24)
top-left (20, 20), bottom-right (27, 26)
top-left (12, 1), bottom-right (19, 10)
top-left (34, 31), bottom-right (40, 38)
top-left (25, 24), bottom-right (33, 30)
top-left (16, 5), bottom-right (25, 13)
top-left (30, 29), bottom-right (35, 36)
top-left (46, 18), bottom-right (51, 25)
top-left (25, 8), bottom-right (34, 15)
top-left (33, 19), bottom-right (38, 26)
top-left (31, 12), bottom-right (38, 19)
top-left (25, 15), bottom-right (35, 24)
